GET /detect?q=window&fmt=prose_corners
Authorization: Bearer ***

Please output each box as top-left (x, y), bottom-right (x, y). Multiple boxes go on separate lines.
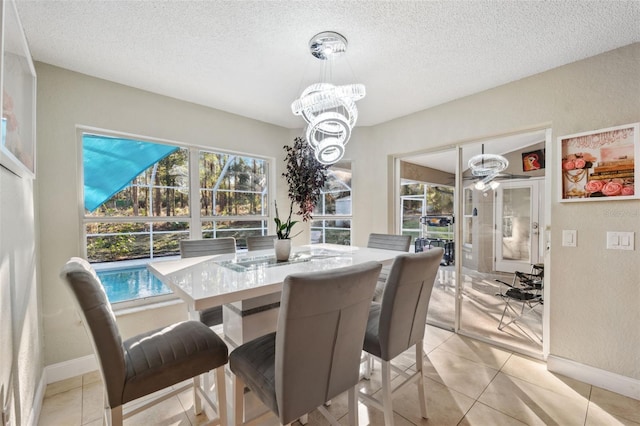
top-left (311, 161), bottom-right (352, 245)
top-left (82, 131), bottom-right (271, 303)
top-left (400, 180), bottom-right (454, 243)
top-left (199, 151), bottom-right (269, 248)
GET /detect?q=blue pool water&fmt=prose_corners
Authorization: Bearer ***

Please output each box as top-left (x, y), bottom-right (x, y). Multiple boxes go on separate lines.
top-left (96, 266), bottom-right (172, 303)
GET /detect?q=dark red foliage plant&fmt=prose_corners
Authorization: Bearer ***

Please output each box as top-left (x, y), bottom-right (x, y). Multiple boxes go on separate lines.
top-left (282, 137), bottom-right (328, 222)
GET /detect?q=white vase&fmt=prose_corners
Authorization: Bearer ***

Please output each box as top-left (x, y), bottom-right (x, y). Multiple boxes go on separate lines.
top-left (274, 239), bottom-right (291, 261)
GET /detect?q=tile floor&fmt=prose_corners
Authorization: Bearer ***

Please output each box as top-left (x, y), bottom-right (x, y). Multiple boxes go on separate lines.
top-left (38, 325), bottom-right (640, 426)
top-left (427, 266), bottom-right (544, 356)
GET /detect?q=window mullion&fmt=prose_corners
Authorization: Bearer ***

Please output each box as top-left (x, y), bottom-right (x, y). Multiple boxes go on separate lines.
top-left (189, 148), bottom-right (202, 238)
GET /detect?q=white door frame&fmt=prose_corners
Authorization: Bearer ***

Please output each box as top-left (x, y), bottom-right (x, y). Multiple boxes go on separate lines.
top-left (494, 178), bottom-right (545, 273)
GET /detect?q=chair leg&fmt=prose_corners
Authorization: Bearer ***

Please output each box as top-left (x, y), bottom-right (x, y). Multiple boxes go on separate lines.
top-left (381, 360), bottom-right (395, 426)
top-left (347, 386), bottom-right (358, 426)
top-left (363, 352), bottom-right (372, 380)
top-left (233, 375), bottom-right (245, 426)
top-left (415, 341), bottom-right (428, 419)
top-left (109, 405), bottom-right (123, 426)
top-left (193, 374), bottom-right (203, 414)
top-left (215, 367), bottom-right (228, 426)
top-left (299, 414), bottom-right (309, 424)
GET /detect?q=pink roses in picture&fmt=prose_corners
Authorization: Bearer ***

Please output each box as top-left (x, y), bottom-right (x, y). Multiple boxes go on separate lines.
top-left (560, 124), bottom-right (638, 201)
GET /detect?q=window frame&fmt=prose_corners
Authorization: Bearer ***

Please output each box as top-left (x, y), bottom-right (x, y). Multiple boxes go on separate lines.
top-left (78, 126), bottom-right (275, 307)
top-left (311, 161), bottom-right (353, 245)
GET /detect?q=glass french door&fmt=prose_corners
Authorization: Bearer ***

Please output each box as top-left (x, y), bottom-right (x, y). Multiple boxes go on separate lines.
top-left (494, 179), bottom-right (543, 273)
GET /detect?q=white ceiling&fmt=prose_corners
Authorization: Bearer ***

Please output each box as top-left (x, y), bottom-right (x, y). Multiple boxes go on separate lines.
top-left (15, 0), bottom-right (640, 132)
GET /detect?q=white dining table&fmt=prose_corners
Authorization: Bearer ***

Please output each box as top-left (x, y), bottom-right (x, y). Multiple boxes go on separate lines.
top-left (148, 243), bottom-right (400, 345)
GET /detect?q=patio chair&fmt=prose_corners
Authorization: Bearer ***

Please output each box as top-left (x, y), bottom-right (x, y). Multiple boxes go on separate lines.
top-left (358, 248), bottom-right (444, 426)
top-left (246, 235), bottom-right (277, 251)
top-left (180, 237), bottom-right (237, 326)
top-left (367, 233), bottom-right (412, 301)
top-left (230, 261), bottom-right (382, 426)
top-left (60, 257), bottom-right (228, 426)
top-left (495, 263), bottom-right (544, 341)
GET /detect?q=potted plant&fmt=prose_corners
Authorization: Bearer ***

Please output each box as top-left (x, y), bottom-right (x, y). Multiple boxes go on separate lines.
top-left (282, 137), bottom-right (328, 222)
top-left (274, 137), bottom-right (328, 260)
top-left (273, 201), bottom-right (298, 260)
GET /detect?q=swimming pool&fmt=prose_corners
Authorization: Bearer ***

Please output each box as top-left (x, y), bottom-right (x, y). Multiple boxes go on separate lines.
top-left (96, 265), bottom-right (172, 303)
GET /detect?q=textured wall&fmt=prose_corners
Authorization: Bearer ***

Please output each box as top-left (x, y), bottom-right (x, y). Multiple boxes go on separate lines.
top-left (35, 43), bottom-right (640, 383)
top-left (349, 43), bottom-right (640, 379)
top-left (35, 63), bottom-right (291, 365)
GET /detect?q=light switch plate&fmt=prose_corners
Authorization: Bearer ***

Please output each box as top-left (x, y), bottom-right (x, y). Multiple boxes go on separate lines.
top-left (607, 231), bottom-right (635, 250)
top-left (562, 230), bottom-right (577, 247)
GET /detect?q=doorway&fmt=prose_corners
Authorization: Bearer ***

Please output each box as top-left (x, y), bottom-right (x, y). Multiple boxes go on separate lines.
top-left (396, 129), bottom-right (548, 356)
top-left (495, 179), bottom-right (544, 274)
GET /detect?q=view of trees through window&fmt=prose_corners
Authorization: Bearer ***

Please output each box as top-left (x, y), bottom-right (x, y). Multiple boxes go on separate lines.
top-left (311, 162), bottom-right (352, 245)
top-left (84, 134), bottom-right (269, 262)
top-left (401, 180), bottom-right (454, 243)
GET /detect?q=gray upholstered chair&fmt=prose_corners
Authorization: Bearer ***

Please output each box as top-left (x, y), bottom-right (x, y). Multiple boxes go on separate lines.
top-left (180, 237), bottom-right (237, 326)
top-left (366, 233), bottom-right (412, 252)
top-left (246, 235), bottom-right (277, 251)
top-left (367, 233), bottom-right (412, 301)
top-left (358, 248), bottom-right (444, 426)
top-left (60, 257), bottom-right (228, 426)
top-left (230, 261), bottom-right (382, 426)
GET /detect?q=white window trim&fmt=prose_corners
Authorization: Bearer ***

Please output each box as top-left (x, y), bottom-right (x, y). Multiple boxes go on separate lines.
top-left (76, 125), bottom-right (276, 308)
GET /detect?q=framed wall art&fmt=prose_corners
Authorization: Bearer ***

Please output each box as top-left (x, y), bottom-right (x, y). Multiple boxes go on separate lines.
top-left (1, 0), bottom-right (36, 178)
top-left (522, 149), bottom-right (545, 172)
top-left (558, 123), bottom-right (639, 202)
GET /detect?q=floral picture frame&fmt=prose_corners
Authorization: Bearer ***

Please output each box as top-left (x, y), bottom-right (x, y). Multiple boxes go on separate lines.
top-left (0, 0), bottom-right (36, 178)
top-left (558, 123), bottom-right (639, 202)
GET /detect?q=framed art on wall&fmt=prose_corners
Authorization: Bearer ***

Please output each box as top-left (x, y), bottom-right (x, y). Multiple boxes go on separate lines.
top-left (558, 123), bottom-right (639, 202)
top-left (1, 0), bottom-right (36, 178)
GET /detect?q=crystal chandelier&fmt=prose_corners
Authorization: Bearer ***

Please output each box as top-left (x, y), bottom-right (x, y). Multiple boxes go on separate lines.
top-left (291, 32), bottom-right (365, 165)
top-left (468, 145), bottom-right (509, 191)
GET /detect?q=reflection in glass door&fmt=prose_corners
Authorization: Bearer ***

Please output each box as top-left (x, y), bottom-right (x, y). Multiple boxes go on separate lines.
top-left (399, 148), bottom-right (457, 329)
top-left (495, 180), bottom-right (543, 273)
top-left (458, 143), bottom-right (545, 355)
top-left (397, 131), bottom-right (547, 356)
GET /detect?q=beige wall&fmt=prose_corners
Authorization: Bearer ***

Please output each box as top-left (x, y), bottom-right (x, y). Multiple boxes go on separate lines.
top-left (35, 63), bottom-right (292, 365)
top-left (349, 43), bottom-right (640, 379)
top-left (34, 43), bottom-right (640, 387)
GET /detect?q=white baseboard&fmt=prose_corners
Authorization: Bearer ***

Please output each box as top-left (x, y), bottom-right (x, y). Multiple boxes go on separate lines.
top-left (26, 373), bottom-right (47, 426)
top-left (44, 354), bottom-right (98, 384)
top-left (547, 355), bottom-right (640, 400)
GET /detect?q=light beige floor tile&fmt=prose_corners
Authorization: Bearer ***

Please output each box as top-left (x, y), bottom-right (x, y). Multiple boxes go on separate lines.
top-left (44, 376), bottom-right (83, 398)
top-left (424, 324), bottom-right (454, 348)
top-left (458, 401), bottom-right (528, 426)
top-left (83, 419), bottom-right (103, 426)
top-left (341, 402), bottom-right (414, 425)
top-left (387, 376), bottom-right (475, 425)
top-left (38, 387), bottom-right (82, 426)
top-left (437, 334), bottom-right (513, 370)
top-left (478, 372), bottom-right (589, 426)
top-left (82, 380), bottom-right (104, 425)
top-left (424, 348), bottom-right (499, 399)
top-left (82, 370), bottom-right (102, 386)
top-left (123, 395), bottom-right (190, 425)
top-left (501, 353), bottom-right (592, 399)
top-left (586, 400), bottom-right (640, 425)
top-left (589, 386), bottom-right (640, 424)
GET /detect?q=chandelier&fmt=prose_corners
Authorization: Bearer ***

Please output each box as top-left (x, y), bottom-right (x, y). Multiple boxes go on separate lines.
top-left (291, 32), bottom-right (365, 165)
top-left (468, 145), bottom-right (509, 191)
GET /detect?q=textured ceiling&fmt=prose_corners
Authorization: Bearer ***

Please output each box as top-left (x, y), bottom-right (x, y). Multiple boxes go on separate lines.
top-left (15, 0), bottom-right (640, 130)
